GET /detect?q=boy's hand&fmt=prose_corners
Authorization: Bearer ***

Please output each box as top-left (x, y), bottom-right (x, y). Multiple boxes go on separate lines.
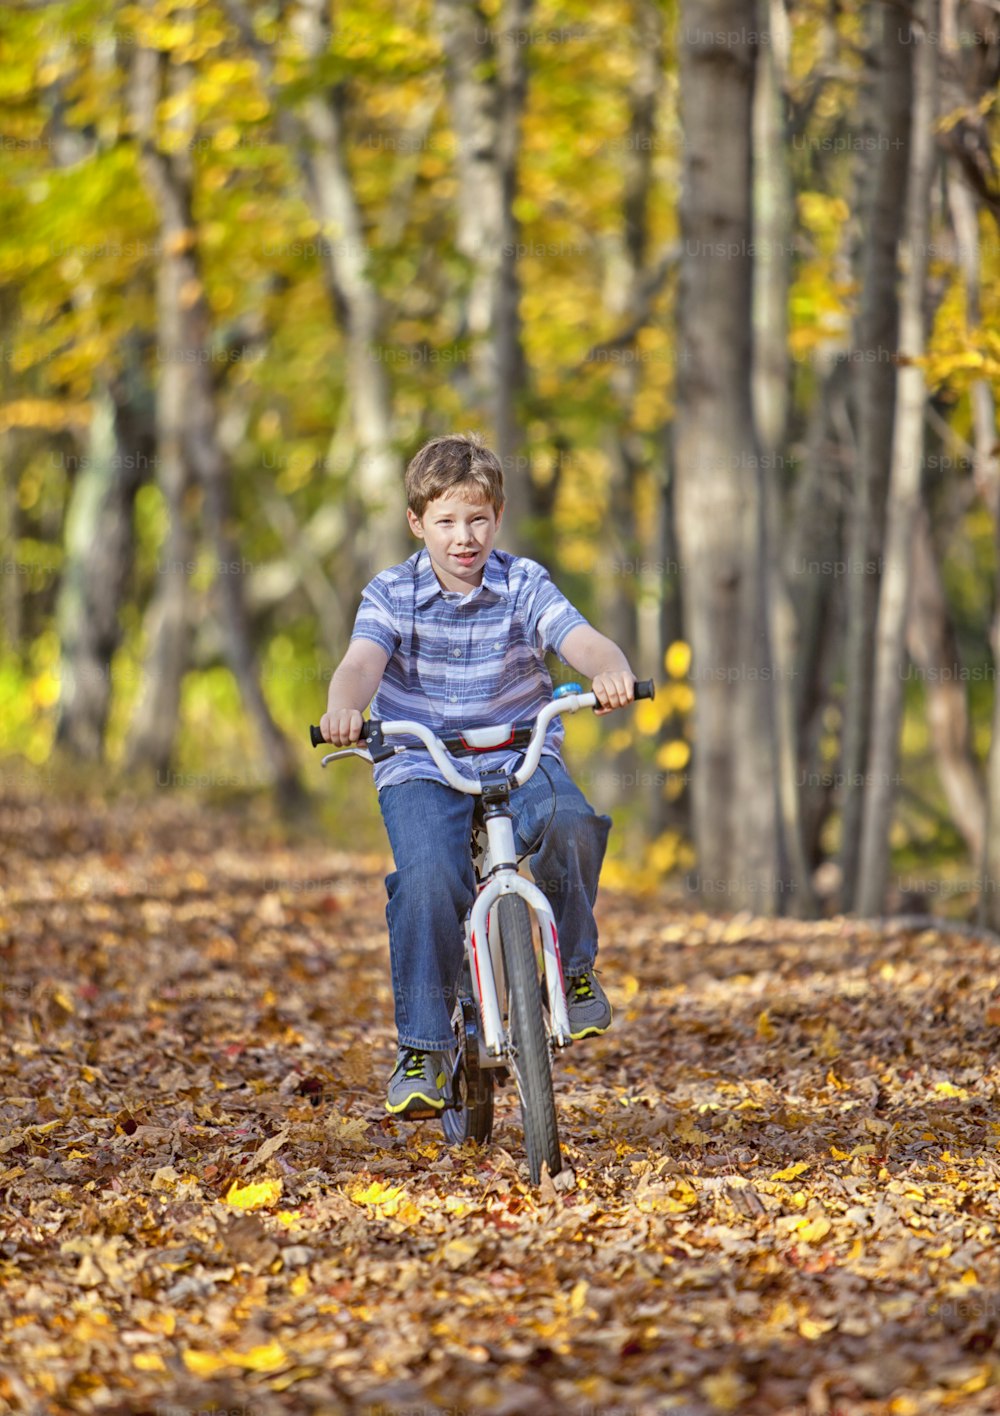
top-left (592, 670), bottom-right (637, 715)
top-left (321, 708), bottom-right (364, 745)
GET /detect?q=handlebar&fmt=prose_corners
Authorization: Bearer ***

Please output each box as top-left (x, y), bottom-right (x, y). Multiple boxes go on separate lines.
top-left (309, 679), bottom-right (655, 795)
top-left (309, 679), bottom-right (655, 750)
top-left (309, 720), bottom-right (373, 750)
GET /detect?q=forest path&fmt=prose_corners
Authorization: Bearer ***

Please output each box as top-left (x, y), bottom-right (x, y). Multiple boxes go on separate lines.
top-left (2, 792), bottom-right (1000, 1415)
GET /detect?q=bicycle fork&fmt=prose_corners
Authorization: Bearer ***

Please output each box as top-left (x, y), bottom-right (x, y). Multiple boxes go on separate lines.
top-left (464, 806), bottom-right (572, 1057)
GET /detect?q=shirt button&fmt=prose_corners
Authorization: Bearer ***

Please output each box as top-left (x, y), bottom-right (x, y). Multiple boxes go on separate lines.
top-left (452, 648), bottom-right (462, 658)
top-left (450, 694), bottom-right (458, 703)
top-left (493, 641), bottom-right (502, 650)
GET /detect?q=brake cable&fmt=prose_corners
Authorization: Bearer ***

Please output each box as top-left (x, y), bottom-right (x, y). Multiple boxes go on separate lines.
top-left (514, 757), bottom-right (558, 871)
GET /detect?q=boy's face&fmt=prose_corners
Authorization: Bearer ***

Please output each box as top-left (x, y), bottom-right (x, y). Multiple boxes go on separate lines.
top-left (406, 488), bottom-right (503, 593)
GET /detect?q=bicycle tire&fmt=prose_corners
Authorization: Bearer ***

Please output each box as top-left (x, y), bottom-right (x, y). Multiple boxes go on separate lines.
top-left (498, 895), bottom-right (561, 1182)
top-left (442, 995), bottom-right (494, 1148)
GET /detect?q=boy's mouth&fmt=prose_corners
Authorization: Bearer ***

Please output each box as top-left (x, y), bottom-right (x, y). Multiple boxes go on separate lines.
top-left (452, 552), bottom-right (478, 565)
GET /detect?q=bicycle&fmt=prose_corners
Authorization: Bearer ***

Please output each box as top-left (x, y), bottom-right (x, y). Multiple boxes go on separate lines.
top-left (310, 678), bottom-right (655, 1184)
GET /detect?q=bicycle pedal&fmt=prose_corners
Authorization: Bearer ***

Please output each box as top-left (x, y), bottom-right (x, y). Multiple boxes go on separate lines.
top-left (399, 1105), bottom-right (441, 1121)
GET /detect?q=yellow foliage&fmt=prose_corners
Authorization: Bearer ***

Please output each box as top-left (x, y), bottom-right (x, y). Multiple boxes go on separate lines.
top-left (0, 399), bottom-right (90, 432)
top-left (138, 1311), bottom-right (175, 1336)
top-left (648, 831), bottom-right (683, 874)
top-left (224, 1178), bottom-right (283, 1211)
top-left (665, 641), bottom-right (691, 678)
top-left (636, 1176), bottom-right (699, 1214)
top-left (133, 1353), bottom-right (167, 1372)
top-left (798, 192), bottom-right (850, 242)
top-left (796, 1214), bottom-right (831, 1244)
top-left (771, 1162), bottom-right (810, 1182)
top-left (655, 740), bottom-right (690, 772)
top-left (348, 1179), bottom-right (420, 1222)
top-left (634, 698), bottom-right (665, 735)
top-left (798, 1318), bottom-right (830, 1340)
top-left (570, 1279), bottom-right (589, 1314)
top-left (756, 1011), bottom-right (778, 1042)
top-left (31, 671), bottom-right (60, 710)
top-left (700, 1368), bottom-right (752, 1412)
top-left (665, 682), bottom-right (694, 715)
top-left (183, 1341), bottom-right (288, 1377)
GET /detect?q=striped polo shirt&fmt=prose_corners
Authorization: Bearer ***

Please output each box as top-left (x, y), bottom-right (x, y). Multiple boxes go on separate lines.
top-left (350, 547), bottom-right (589, 790)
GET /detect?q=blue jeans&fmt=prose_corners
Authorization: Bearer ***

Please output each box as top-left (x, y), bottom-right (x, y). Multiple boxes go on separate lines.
top-left (377, 758), bottom-right (612, 1051)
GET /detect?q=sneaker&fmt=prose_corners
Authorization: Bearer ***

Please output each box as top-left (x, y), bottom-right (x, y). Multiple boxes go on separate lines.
top-left (385, 1046), bottom-right (450, 1118)
top-left (566, 970), bottom-right (612, 1039)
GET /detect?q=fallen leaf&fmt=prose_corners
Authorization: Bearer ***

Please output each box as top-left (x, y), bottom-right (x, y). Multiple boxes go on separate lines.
top-left (224, 1178), bottom-right (283, 1211)
top-left (771, 1162), bottom-right (810, 1182)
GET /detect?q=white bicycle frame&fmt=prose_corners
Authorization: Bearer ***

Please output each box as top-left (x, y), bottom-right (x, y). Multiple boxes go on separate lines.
top-left (469, 809), bottom-right (570, 1058)
top-left (319, 691), bottom-right (599, 1061)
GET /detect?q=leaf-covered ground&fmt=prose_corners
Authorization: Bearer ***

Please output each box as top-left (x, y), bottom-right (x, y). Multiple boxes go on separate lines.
top-left (3, 790), bottom-right (1000, 1416)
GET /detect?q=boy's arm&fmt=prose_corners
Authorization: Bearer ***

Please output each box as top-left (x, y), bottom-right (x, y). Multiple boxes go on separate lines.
top-left (321, 639), bottom-right (390, 744)
top-left (558, 624), bottom-right (636, 716)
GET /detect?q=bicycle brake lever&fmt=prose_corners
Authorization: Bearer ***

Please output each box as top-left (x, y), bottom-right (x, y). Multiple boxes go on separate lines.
top-left (309, 718), bottom-right (391, 759)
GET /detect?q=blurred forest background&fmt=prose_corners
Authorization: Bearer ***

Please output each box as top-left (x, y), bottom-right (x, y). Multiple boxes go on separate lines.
top-left (2, 0), bottom-right (999, 925)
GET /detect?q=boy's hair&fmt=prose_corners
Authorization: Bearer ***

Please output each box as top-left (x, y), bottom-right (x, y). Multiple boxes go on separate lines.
top-left (405, 433), bottom-right (505, 518)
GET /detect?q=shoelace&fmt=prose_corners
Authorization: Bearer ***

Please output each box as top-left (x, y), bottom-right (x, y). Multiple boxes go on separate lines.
top-left (570, 975), bottom-right (596, 1002)
top-left (402, 1049), bottom-right (429, 1079)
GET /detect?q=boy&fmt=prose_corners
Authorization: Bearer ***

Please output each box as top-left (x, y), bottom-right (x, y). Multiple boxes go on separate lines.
top-left (321, 434), bottom-right (636, 1118)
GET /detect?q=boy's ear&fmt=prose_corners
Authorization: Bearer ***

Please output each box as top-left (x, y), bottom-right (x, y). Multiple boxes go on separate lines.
top-left (406, 508), bottom-right (424, 539)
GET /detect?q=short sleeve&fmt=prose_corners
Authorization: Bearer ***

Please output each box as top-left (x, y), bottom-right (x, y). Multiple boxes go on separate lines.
top-left (350, 575), bottom-right (402, 658)
top-left (521, 561), bottom-right (588, 661)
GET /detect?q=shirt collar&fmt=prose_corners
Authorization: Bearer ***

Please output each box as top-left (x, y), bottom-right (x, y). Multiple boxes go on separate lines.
top-left (414, 548), bottom-right (509, 607)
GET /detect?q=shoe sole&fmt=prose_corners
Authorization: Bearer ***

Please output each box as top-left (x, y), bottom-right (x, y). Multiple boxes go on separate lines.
top-left (385, 1091), bottom-right (446, 1118)
top-left (569, 1015), bottom-right (613, 1040)
top-left (387, 1105), bottom-right (440, 1120)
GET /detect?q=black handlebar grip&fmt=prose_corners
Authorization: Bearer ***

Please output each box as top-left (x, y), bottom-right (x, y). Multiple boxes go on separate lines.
top-left (309, 721), bottom-right (371, 747)
top-left (590, 678), bottom-right (655, 713)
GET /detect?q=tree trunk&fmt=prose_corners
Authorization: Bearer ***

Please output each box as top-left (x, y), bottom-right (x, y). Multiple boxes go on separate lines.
top-left (856, 0), bottom-right (938, 916)
top-left (985, 540), bottom-right (1000, 930)
top-left (289, 0), bottom-right (405, 579)
top-left (838, 2), bottom-right (913, 910)
top-left (434, 0), bottom-right (534, 551)
top-left (0, 287), bottom-right (25, 654)
top-left (129, 34), bottom-right (303, 808)
top-left (939, 6), bottom-right (1000, 924)
top-left (788, 356), bottom-right (851, 884)
top-left (222, 0), bottom-right (405, 585)
top-left (675, 0), bottom-right (779, 911)
top-left (125, 195), bottom-right (196, 774)
top-left (651, 435), bottom-right (687, 839)
top-left (753, 0), bottom-right (814, 914)
top-left (125, 45), bottom-right (197, 775)
top-left (590, 0), bottom-right (665, 822)
top-left (752, 0), bottom-right (792, 457)
top-left (44, 70), bottom-right (151, 761)
top-left (56, 373), bottom-right (152, 759)
top-left (905, 503), bottom-right (986, 859)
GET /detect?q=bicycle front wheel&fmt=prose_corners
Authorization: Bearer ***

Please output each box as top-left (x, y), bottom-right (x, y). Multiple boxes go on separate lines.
top-left (498, 895), bottom-right (561, 1182)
